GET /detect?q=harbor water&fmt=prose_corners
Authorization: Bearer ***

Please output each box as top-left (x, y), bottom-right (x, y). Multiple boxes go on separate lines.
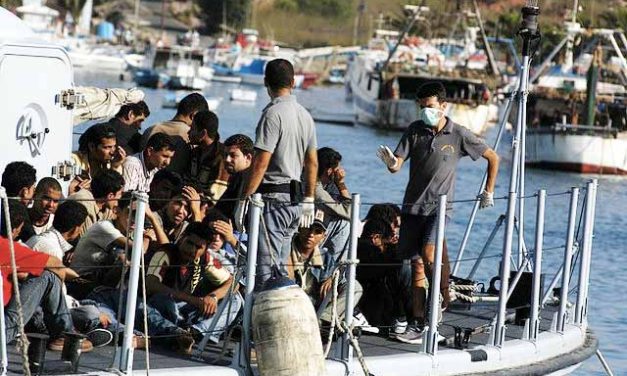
top-left (75, 70), bottom-right (627, 375)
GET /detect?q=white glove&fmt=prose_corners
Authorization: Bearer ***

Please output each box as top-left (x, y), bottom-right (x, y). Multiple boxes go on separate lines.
top-left (376, 145), bottom-right (398, 169)
top-left (478, 190), bottom-right (494, 209)
top-left (233, 199), bottom-right (249, 233)
top-left (299, 197), bottom-right (315, 228)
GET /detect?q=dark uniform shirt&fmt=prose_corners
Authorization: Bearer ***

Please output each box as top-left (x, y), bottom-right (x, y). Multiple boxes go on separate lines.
top-left (108, 118), bottom-right (141, 155)
top-left (394, 118), bottom-right (488, 216)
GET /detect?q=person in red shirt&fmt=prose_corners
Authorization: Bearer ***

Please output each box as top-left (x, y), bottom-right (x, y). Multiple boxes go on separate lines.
top-left (1, 200), bottom-right (92, 351)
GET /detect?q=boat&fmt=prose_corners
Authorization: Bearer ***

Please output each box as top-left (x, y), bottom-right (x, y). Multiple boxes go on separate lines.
top-left (524, 13), bottom-right (627, 175)
top-left (0, 4), bottom-right (609, 376)
top-left (346, 6), bottom-right (500, 133)
top-left (162, 91), bottom-right (221, 111)
top-left (230, 88), bottom-right (257, 102)
top-left (132, 45), bottom-right (212, 90)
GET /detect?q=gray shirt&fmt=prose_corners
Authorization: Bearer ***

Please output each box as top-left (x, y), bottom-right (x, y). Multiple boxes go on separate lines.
top-left (394, 118), bottom-right (488, 216)
top-left (254, 95), bottom-right (317, 184)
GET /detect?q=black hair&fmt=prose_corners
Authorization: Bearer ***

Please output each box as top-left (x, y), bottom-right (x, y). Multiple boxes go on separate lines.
top-left (192, 110), bottom-right (220, 141)
top-left (91, 170), bottom-right (125, 199)
top-left (364, 204), bottom-right (397, 226)
top-left (1, 161), bottom-right (36, 196)
top-left (115, 101), bottom-right (150, 119)
top-left (34, 177), bottom-right (62, 197)
top-left (264, 59), bottom-right (294, 91)
top-left (384, 203), bottom-right (401, 218)
top-left (202, 208), bottom-right (229, 225)
top-left (0, 200), bottom-right (29, 237)
top-left (53, 201), bottom-right (88, 233)
top-left (117, 191), bottom-right (134, 211)
top-left (183, 221), bottom-right (213, 243)
top-left (416, 81), bottom-right (447, 102)
top-left (361, 218), bottom-right (394, 239)
top-left (145, 133), bottom-right (175, 152)
top-left (224, 134), bottom-right (254, 157)
top-left (78, 123), bottom-right (117, 153)
top-left (176, 93), bottom-right (208, 117)
top-left (151, 170), bottom-right (182, 191)
top-left (317, 147), bottom-right (342, 177)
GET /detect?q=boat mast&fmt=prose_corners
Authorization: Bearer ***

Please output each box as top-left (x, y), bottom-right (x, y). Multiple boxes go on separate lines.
top-left (379, 0), bottom-right (427, 74)
top-left (471, 0), bottom-right (499, 77)
top-left (562, 0), bottom-right (579, 73)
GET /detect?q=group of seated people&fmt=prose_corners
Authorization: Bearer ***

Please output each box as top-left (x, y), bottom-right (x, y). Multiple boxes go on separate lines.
top-left (0, 93), bottom-right (412, 357)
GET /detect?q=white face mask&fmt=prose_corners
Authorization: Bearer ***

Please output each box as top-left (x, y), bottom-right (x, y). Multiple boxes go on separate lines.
top-left (419, 107), bottom-right (443, 127)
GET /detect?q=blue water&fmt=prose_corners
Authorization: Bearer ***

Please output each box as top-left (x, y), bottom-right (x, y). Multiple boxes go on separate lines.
top-left (76, 71), bottom-right (627, 374)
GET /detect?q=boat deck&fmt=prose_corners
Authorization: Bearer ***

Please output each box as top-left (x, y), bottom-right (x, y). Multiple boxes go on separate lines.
top-left (6, 302), bottom-right (565, 374)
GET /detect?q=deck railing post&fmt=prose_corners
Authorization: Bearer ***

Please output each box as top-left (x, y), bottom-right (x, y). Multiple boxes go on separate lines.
top-left (240, 194), bottom-right (263, 371)
top-left (529, 190), bottom-right (545, 342)
top-left (557, 187), bottom-right (579, 332)
top-left (467, 215), bottom-right (505, 280)
top-left (120, 191), bottom-right (148, 373)
top-left (425, 195), bottom-right (446, 357)
top-left (342, 193), bottom-right (360, 369)
top-left (575, 180), bottom-right (597, 326)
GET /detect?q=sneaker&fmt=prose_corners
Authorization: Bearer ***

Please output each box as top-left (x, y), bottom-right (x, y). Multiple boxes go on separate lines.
top-left (86, 328), bottom-right (113, 348)
top-left (47, 336), bottom-right (94, 352)
top-left (395, 324), bottom-right (424, 344)
top-left (388, 318), bottom-right (408, 339)
top-left (353, 312), bottom-right (379, 334)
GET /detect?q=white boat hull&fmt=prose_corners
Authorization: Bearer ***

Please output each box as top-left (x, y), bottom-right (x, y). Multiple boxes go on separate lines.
top-left (526, 129), bottom-right (627, 175)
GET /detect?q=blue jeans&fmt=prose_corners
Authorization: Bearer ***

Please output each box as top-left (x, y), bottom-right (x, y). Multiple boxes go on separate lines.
top-left (320, 218), bottom-right (351, 281)
top-left (256, 192), bottom-right (302, 288)
top-left (146, 292), bottom-right (242, 344)
top-left (5, 271), bottom-right (73, 343)
top-left (71, 299), bottom-right (124, 334)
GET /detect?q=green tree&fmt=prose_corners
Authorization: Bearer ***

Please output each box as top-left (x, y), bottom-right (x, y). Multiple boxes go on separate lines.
top-left (196, 0), bottom-right (250, 34)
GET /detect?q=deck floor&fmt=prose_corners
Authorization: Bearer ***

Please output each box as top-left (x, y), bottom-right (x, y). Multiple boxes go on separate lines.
top-left (6, 302), bottom-right (562, 374)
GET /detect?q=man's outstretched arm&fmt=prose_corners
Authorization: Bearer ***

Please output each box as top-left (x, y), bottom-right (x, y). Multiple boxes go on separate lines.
top-left (482, 148), bottom-right (500, 192)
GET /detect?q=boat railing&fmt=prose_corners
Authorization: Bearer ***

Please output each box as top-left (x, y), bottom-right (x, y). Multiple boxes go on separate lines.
top-left (0, 179), bottom-right (598, 374)
top-left (529, 122), bottom-right (620, 138)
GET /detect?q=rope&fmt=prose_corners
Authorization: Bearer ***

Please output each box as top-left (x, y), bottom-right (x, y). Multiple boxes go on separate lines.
top-left (334, 318), bottom-right (371, 376)
top-left (1, 196), bottom-right (31, 376)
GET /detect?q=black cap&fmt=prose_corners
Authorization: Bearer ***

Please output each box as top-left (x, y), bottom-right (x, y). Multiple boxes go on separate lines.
top-left (312, 209), bottom-right (330, 231)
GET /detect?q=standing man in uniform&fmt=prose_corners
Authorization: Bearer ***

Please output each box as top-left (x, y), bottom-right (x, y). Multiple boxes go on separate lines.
top-left (237, 59), bottom-right (318, 287)
top-left (377, 81), bottom-right (500, 344)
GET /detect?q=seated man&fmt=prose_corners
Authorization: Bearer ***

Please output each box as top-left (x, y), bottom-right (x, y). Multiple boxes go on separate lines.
top-left (71, 123), bottom-right (126, 183)
top-left (145, 222), bottom-right (242, 354)
top-left (356, 218), bottom-right (411, 336)
top-left (123, 133), bottom-right (175, 192)
top-left (152, 186), bottom-right (203, 243)
top-left (149, 169), bottom-right (182, 211)
top-left (29, 177), bottom-right (63, 235)
top-left (202, 208), bottom-right (246, 274)
top-left (69, 192), bottom-right (168, 298)
top-left (107, 101), bottom-right (150, 155)
top-left (286, 210), bottom-right (362, 340)
top-left (214, 134), bottom-right (253, 224)
top-left (1, 161), bottom-right (37, 206)
top-left (1, 200), bottom-right (92, 351)
top-left (68, 169), bottom-right (125, 235)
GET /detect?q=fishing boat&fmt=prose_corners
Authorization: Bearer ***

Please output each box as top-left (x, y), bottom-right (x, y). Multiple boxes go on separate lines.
top-left (0, 4), bottom-right (612, 376)
top-left (524, 10), bottom-right (627, 175)
top-left (346, 6), bottom-right (500, 134)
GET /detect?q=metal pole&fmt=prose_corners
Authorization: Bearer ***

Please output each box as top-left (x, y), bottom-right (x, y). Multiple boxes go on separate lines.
top-left (493, 53), bottom-right (530, 348)
top-left (557, 188), bottom-right (579, 332)
top-left (120, 191), bottom-right (148, 373)
top-left (506, 257), bottom-right (530, 301)
top-left (540, 265), bottom-right (563, 306)
top-left (467, 215), bottom-right (505, 279)
top-left (516, 57), bottom-right (531, 270)
top-left (596, 349), bottom-right (615, 376)
top-left (240, 194), bottom-right (263, 371)
top-left (342, 193), bottom-right (360, 369)
top-left (575, 181), bottom-right (595, 325)
top-left (529, 190), bottom-right (545, 342)
top-left (453, 93), bottom-right (514, 276)
top-left (425, 194), bottom-right (446, 356)
top-left (581, 180), bottom-right (597, 321)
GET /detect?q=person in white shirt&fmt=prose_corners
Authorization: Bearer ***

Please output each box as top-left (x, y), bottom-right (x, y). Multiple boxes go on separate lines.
top-left (123, 133), bottom-right (175, 192)
top-left (27, 201), bottom-right (88, 260)
top-left (29, 177), bottom-right (63, 236)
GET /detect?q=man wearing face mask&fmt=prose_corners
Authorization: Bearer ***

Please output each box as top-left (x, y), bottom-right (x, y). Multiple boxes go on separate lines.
top-left (377, 81), bottom-right (500, 344)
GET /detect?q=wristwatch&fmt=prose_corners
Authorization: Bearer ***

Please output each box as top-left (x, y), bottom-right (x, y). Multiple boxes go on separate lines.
top-left (208, 293), bottom-right (218, 303)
